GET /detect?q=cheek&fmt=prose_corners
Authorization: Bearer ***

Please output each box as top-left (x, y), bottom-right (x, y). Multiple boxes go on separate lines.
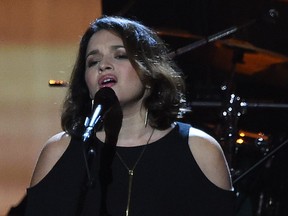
top-left (85, 70), bottom-right (98, 98)
top-left (122, 72), bottom-right (145, 97)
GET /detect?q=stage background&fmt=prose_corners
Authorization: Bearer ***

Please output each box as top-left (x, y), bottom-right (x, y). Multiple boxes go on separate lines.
top-left (0, 1), bottom-right (101, 214)
top-left (2, 0), bottom-right (288, 215)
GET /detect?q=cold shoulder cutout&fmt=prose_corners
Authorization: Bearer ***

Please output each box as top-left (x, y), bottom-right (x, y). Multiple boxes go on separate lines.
top-left (188, 127), bottom-right (233, 190)
top-left (29, 132), bottom-right (71, 187)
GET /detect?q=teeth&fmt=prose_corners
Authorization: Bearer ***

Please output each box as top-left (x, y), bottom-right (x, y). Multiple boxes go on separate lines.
top-left (102, 78), bottom-right (115, 84)
top-left (103, 78), bottom-right (113, 84)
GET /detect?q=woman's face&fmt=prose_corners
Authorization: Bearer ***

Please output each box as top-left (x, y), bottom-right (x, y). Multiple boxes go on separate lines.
top-left (85, 30), bottom-right (146, 109)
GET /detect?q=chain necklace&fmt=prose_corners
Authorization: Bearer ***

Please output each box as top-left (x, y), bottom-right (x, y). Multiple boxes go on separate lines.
top-left (116, 128), bottom-right (155, 216)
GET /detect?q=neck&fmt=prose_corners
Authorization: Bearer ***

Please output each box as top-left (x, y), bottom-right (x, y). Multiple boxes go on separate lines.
top-left (96, 107), bottom-right (153, 147)
top-left (117, 110), bottom-right (153, 147)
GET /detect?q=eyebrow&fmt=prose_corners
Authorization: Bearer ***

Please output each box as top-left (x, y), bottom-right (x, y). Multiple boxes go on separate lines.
top-left (85, 45), bottom-right (125, 60)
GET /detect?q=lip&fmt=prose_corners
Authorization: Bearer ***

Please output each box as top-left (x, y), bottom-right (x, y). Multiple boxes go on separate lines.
top-left (98, 74), bottom-right (118, 88)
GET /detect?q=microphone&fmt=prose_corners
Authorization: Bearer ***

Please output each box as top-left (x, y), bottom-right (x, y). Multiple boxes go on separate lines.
top-left (82, 87), bottom-right (118, 142)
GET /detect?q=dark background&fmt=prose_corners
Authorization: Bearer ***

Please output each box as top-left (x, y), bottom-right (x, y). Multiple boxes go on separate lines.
top-left (102, 1), bottom-right (288, 215)
top-left (102, 0), bottom-right (288, 105)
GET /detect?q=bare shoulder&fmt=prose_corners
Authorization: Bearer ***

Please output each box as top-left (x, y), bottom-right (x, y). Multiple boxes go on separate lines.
top-left (30, 131), bottom-right (71, 187)
top-left (188, 127), bottom-right (233, 190)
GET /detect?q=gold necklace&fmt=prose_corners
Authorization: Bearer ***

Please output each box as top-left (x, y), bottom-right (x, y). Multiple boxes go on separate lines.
top-left (116, 128), bottom-right (155, 216)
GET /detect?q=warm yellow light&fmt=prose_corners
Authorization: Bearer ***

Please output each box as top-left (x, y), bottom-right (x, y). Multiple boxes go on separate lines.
top-left (239, 132), bottom-right (245, 137)
top-left (49, 79), bottom-right (56, 85)
top-left (48, 80), bottom-right (68, 87)
top-left (236, 138), bottom-right (244, 144)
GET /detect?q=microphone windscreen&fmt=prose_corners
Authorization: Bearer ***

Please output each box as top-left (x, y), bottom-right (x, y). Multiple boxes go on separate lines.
top-left (93, 87), bottom-right (118, 110)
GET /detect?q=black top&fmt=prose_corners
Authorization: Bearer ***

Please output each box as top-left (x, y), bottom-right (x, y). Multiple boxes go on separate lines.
top-left (25, 122), bottom-right (235, 216)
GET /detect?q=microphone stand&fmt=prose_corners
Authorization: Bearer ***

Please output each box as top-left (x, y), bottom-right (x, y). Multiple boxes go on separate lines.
top-left (76, 128), bottom-right (99, 216)
top-left (78, 118), bottom-right (116, 216)
top-left (77, 126), bottom-right (118, 216)
top-left (76, 102), bottom-right (106, 215)
top-left (189, 101), bottom-right (288, 109)
top-left (77, 126), bottom-right (114, 216)
top-left (77, 116), bottom-right (122, 216)
top-left (168, 19), bottom-right (256, 59)
top-left (233, 136), bottom-right (288, 185)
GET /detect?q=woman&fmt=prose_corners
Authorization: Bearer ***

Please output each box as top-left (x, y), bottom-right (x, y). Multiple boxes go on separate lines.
top-left (25, 16), bottom-right (235, 216)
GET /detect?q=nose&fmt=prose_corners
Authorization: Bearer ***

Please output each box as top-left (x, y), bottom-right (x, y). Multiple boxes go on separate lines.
top-left (98, 58), bottom-right (113, 73)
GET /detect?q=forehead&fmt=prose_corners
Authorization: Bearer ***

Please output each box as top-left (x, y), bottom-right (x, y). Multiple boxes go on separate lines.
top-left (87, 30), bottom-right (123, 49)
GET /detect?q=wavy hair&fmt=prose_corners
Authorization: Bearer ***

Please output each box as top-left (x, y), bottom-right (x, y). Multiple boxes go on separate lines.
top-left (61, 16), bottom-right (186, 135)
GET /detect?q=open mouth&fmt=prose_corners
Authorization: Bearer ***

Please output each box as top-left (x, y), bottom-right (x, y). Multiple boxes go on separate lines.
top-left (98, 75), bottom-right (117, 88)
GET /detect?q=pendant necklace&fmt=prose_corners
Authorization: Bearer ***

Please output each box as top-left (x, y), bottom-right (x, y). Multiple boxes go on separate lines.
top-left (116, 128), bottom-right (155, 216)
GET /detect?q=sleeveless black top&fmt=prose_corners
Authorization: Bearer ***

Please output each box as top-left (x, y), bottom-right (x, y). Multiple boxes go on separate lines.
top-left (25, 122), bottom-right (235, 216)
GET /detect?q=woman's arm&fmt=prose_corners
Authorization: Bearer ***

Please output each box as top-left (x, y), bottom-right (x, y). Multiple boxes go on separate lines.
top-left (188, 127), bottom-right (233, 190)
top-left (30, 132), bottom-right (71, 187)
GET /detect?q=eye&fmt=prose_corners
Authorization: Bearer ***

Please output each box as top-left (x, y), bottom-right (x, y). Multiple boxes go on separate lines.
top-left (86, 59), bottom-right (99, 68)
top-left (114, 48), bottom-right (128, 60)
top-left (115, 53), bottom-right (128, 60)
